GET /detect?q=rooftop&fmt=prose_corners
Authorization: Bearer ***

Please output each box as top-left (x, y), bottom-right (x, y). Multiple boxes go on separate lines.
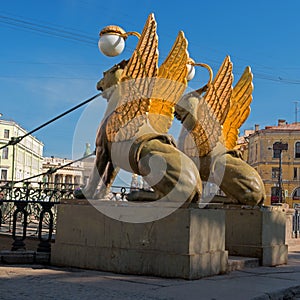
top-left (254, 119), bottom-right (300, 133)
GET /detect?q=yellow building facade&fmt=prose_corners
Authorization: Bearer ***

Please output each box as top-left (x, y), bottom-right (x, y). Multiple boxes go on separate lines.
top-left (247, 119), bottom-right (300, 207)
top-left (0, 119), bottom-right (44, 182)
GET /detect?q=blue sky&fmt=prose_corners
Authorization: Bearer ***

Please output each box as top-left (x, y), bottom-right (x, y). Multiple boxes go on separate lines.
top-left (1, 0), bottom-right (300, 159)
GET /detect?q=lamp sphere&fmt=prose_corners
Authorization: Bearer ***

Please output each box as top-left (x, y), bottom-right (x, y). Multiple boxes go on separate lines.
top-left (187, 64), bottom-right (195, 81)
top-left (98, 34), bottom-right (125, 57)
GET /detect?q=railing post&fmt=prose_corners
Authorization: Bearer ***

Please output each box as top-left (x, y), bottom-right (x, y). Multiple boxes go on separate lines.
top-left (293, 210), bottom-right (296, 238)
top-left (11, 201), bottom-right (28, 251)
top-left (296, 210), bottom-right (300, 238)
top-left (293, 210), bottom-right (300, 238)
top-left (37, 202), bottom-right (54, 252)
top-left (0, 200), bottom-right (3, 227)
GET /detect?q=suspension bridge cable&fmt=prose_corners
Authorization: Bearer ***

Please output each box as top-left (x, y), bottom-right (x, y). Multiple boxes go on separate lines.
top-left (14, 151), bottom-right (96, 184)
top-left (0, 92), bottom-right (102, 151)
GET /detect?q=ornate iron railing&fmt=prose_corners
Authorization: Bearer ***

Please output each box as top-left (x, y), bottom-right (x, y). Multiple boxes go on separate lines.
top-left (0, 93), bottom-right (103, 254)
top-left (0, 180), bottom-right (76, 252)
top-left (0, 180), bottom-right (133, 253)
top-left (0, 180), bottom-right (76, 202)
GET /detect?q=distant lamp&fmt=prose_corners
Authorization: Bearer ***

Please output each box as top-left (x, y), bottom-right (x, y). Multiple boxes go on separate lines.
top-left (98, 25), bottom-right (141, 57)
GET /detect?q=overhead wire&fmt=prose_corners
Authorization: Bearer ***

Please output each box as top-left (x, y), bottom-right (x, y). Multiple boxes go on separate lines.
top-left (1, 12), bottom-right (299, 85)
top-left (14, 151), bottom-right (96, 184)
top-left (0, 92), bottom-right (102, 151)
top-left (0, 14), bottom-right (97, 46)
top-left (0, 9), bottom-right (95, 35)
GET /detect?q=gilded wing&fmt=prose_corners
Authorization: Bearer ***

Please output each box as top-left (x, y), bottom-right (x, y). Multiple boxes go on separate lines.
top-left (222, 66), bottom-right (253, 150)
top-left (180, 56), bottom-right (233, 157)
top-left (201, 55), bottom-right (233, 125)
top-left (148, 31), bottom-right (189, 133)
top-left (106, 13), bottom-right (159, 142)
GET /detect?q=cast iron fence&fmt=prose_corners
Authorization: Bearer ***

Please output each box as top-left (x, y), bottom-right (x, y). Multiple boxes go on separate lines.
top-left (0, 180), bottom-right (132, 252)
top-left (0, 180), bottom-right (76, 252)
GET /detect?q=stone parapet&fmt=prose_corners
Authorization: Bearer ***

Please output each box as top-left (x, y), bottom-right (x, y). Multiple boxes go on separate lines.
top-left (51, 200), bottom-right (228, 279)
top-left (223, 204), bottom-right (288, 266)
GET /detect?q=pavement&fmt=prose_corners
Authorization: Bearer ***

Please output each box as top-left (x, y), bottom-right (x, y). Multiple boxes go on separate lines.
top-left (0, 252), bottom-right (300, 300)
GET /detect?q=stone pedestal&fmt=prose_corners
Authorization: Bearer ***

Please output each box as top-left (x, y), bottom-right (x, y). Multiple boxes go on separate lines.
top-left (224, 205), bottom-right (288, 266)
top-left (51, 200), bottom-right (228, 279)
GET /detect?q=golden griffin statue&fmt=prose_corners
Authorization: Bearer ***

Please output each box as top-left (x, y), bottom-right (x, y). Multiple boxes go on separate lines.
top-left (74, 13), bottom-right (265, 206)
top-left (176, 57), bottom-right (266, 205)
top-left (75, 14), bottom-right (201, 205)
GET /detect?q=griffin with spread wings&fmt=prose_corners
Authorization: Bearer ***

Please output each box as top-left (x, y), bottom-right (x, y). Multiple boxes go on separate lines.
top-left (176, 57), bottom-right (266, 205)
top-left (75, 14), bottom-right (201, 204)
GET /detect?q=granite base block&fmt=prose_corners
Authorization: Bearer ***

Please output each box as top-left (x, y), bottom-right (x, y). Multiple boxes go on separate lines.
top-left (51, 200), bottom-right (228, 279)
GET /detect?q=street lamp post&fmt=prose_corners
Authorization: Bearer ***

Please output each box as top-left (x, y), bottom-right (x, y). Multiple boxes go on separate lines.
top-left (273, 142), bottom-right (288, 203)
top-left (294, 101), bottom-right (300, 123)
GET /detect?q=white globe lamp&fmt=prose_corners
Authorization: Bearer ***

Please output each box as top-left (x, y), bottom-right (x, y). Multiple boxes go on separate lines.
top-left (187, 63), bottom-right (195, 81)
top-left (98, 25), bottom-right (126, 57)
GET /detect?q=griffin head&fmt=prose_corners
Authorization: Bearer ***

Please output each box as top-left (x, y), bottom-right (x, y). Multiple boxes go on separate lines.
top-left (96, 59), bottom-right (128, 100)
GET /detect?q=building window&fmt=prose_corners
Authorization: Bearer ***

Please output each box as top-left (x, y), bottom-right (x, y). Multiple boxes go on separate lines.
top-left (294, 167), bottom-right (298, 180)
top-left (74, 176), bottom-right (81, 186)
top-left (293, 187), bottom-right (300, 200)
top-left (4, 129), bottom-right (9, 139)
top-left (272, 167), bottom-right (280, 179)
top-left (273, 142), bottom-right (281, 158)
top-left (271, 186), bottom-right (280, 204)
top-left (255, 143), bottom-right (258, 161)
top-left (1, 169), bottom-right (8, 180)
top-left (295, 142), bottom-right (300, 158)
top-left (250, 145), bottom-right (255, 163)
top-left (2, 147), bottom-right (8, 159)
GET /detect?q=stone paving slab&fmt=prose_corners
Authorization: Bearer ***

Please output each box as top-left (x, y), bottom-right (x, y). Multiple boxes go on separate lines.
top-left (0, 252), bottom-right (300, 300)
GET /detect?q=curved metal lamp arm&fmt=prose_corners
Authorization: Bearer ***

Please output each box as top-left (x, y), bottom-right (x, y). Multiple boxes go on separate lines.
top-left (120, 31), bottom-right (141, 39)
top-left (189, 62), bottom-right (213, 86)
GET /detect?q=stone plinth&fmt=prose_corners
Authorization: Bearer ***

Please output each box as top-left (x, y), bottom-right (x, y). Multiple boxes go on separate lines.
top-left (51, 200), bottom-right (228, 279)
top-left (224, 205), bottom-right (288, 266)
top-left (0, 250), bottom-right (50, 264)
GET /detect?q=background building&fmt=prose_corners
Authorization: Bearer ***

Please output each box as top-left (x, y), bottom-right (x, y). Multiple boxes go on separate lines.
top-left (235, 129), bottom-right (254, 160)
top-left (42, 143), bottom-right (95, 188)
top-left (0, 119), bottom-right (43, 182)
top-left (247, 119), bottom-right (300, 207)
top-left (43, 156), bottom-right (83, 186)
